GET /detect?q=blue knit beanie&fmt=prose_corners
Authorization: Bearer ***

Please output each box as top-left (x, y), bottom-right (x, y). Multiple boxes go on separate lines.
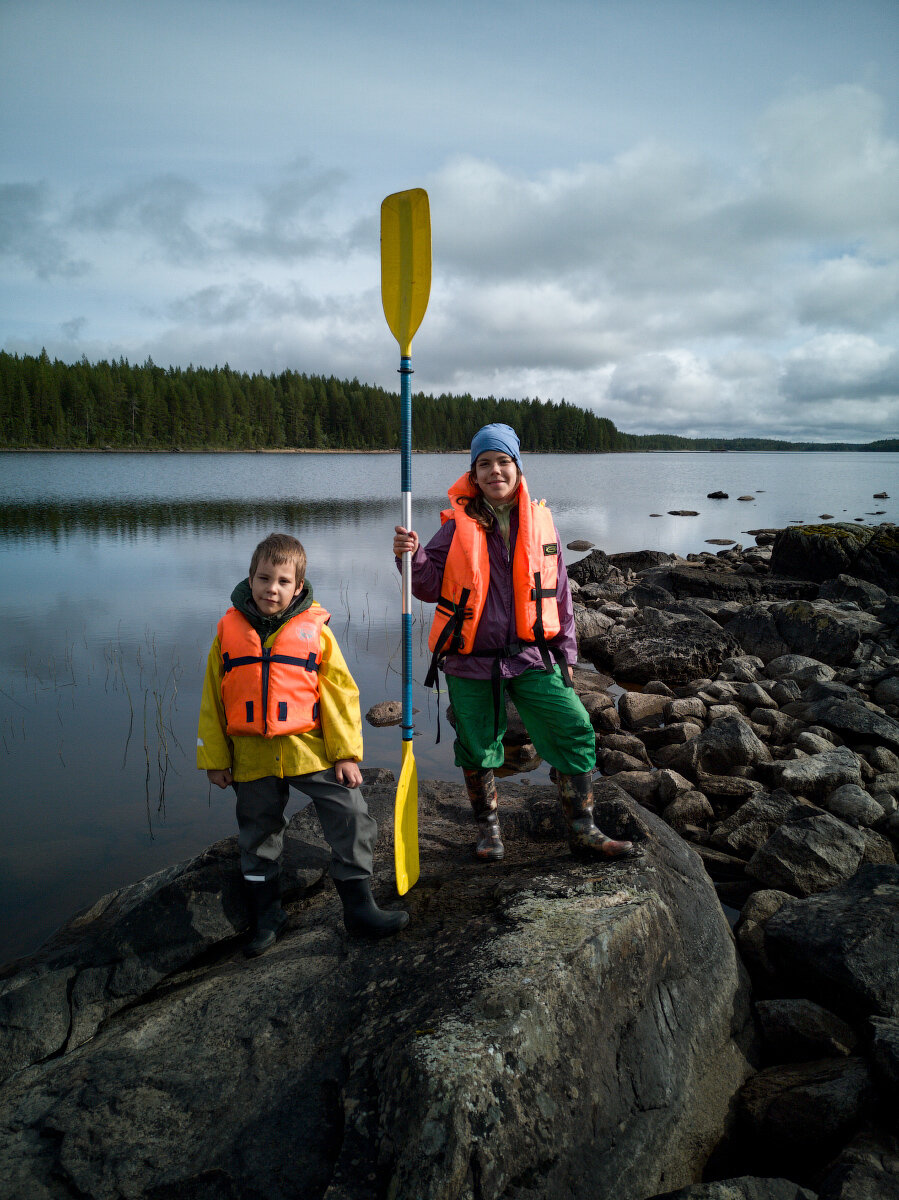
top-left (469, 423), bottom-right (522, 467)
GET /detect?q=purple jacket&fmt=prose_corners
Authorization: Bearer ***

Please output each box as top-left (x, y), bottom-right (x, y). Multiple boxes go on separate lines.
top-left (400, 507), bottom-right (578, 681)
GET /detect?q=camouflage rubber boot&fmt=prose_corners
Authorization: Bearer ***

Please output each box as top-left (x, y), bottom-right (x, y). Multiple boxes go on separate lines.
top-left (462, 768), bottom-right (505, 861)
top-left (557, 772), bottom-right (638, 859)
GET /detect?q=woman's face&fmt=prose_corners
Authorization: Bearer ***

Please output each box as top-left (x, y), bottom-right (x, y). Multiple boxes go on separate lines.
top-left (473, 451), bottom-right (520, 505)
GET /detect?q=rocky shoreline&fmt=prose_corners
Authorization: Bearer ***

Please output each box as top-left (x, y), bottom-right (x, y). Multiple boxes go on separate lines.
top-left (1, 520), bottom-right (897, 1199)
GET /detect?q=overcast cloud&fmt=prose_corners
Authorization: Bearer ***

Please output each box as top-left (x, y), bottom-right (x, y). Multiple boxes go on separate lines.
top-left (1, 0), bottom-right (897, 441)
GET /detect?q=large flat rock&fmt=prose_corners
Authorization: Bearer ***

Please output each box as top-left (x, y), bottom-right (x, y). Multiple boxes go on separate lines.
top-left (0, 780), bottom-right (754, 1200)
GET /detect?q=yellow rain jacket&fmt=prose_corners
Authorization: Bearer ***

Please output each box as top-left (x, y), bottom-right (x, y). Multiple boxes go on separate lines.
top-left (197, 604), bottom-right (363, 783)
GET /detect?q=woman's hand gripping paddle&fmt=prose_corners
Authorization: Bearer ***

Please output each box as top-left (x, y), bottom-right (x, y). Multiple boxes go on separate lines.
top-left (381, 188), bottom-right (431, 896)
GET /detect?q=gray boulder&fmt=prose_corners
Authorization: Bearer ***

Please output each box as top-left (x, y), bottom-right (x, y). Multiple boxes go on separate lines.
top-left (774, 747), bottom-right (863, 799)
top-left (770, 523), bottom-right (899, 590)
top-left (582, 621), bottom-right (741, 686)
top-left (764, 865), bottom-right (899, 1020)
top-left (0, 779), bottom-right (756, 1200)
top-left (817, 1129), bottom-right (899, 1200)
top-left (711, 791), bottom-right (801, 858)
top-left (0, 826), bottom-right (330, 1084)
top-left (666, 716), bottom-right (771, 780)
top-left (754, 998), bottom-right (858, 1062)
top-left (767, 654), bottom-right (836, 685)
top-left (647, 1178), bottom-right (818, 1200)
top-left (825, 784), bottom-right (890, 827)
top-left (799, 699), bottom-right (899, 754)
top-left (737, 1056), bottom-right (875, 1163)
top-left (746, 810), bottom-right (866, 896)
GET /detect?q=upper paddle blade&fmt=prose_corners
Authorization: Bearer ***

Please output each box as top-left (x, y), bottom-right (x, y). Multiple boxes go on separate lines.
top-left (381, 189), bottom-right (431, 356)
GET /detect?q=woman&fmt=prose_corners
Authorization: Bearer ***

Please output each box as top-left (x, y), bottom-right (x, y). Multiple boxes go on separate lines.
top-left (393, 422), bottom-right (639, 863)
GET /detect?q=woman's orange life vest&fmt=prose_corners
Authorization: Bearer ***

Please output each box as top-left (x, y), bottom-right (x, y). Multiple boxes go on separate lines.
top-left (427, 472), bottom-right (561, 663)
top-left (217, 605), bottom-right (330, 738)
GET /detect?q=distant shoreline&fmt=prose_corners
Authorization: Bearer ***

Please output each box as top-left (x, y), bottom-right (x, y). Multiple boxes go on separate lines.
top-left (1, 446), bottom-right (894, 456)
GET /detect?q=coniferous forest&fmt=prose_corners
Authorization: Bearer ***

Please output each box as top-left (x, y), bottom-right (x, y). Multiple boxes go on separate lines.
top-left (1, 350), bottom-right (896, 453)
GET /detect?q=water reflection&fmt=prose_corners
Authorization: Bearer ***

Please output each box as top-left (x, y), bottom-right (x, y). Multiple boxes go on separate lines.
top-left (0, 497), bottom-right (397, 539)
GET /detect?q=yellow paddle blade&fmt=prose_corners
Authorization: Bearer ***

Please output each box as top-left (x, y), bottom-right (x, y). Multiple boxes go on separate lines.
top-left (394, 739), bottom-right (420, 895)
top-left (381, 189), bottom-right (431, 357)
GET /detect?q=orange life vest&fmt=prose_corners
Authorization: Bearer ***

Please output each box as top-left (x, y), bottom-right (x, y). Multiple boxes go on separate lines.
top-left (427, 473), bottom-right (561, 663)
top-left (217, 605), bottom-right (330, 738)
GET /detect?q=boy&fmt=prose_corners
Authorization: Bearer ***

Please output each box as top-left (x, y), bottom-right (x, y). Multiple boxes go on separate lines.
top-left (197, 532), bottom-right (408, 954)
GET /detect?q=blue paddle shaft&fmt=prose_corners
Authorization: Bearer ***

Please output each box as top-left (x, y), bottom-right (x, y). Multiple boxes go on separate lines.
top-left (400, 356), bottom-right (414, 740)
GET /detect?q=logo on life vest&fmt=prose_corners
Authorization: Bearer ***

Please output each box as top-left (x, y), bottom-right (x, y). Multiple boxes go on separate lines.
top-left (543, 543), bottom-right (558, 555)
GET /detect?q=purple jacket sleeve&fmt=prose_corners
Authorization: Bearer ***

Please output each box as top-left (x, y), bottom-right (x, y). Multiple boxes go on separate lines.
top-left (396, 520), bottom-right (454, 603)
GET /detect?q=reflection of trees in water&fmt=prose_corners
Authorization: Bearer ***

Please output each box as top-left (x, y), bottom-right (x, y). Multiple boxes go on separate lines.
top-left (0, 498), bottom-right (395, 538)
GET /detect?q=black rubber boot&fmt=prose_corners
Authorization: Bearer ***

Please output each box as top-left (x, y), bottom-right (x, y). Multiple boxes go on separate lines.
top-left (244, 875), bottom-right (288, 957)
top-left (334, 877), bottom-right (409, 938)
top-left (556, 772), bottom-right (642, 860)
top-left (462, 768), bottom-right (505, 861)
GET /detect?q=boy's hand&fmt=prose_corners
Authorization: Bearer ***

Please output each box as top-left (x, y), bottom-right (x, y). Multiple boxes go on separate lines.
top-left (206, 768), bottom-right (233, 789)
top-left (335, 759), bottom-right (363, 788)
top-left (393, 526), bottom-right (419, 557)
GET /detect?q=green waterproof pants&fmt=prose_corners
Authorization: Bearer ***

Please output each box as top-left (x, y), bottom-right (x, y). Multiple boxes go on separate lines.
top-left (445, 665), bottom-right (596, 775)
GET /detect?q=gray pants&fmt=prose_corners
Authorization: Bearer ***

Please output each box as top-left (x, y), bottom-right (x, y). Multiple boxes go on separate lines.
top-left (235, 770), bottom-right (377, 884)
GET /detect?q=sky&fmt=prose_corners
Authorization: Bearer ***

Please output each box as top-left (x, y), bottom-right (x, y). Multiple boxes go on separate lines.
top-left (2, 0), bottom-right (898, 442)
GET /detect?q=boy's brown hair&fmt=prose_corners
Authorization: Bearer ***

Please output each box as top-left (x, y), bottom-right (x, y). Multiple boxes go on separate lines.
top-left (249, 533), bottom-right (307, 588)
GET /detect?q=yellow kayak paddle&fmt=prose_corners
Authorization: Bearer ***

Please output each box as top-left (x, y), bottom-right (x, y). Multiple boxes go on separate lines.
top-left (380, 188), bottom-right (431, 896)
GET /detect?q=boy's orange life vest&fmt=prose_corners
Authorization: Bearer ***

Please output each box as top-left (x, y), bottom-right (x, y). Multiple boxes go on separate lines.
top-left (217, 605), bottom-right (330, 738)
top-left (427, 472), bottom-right (561, 662)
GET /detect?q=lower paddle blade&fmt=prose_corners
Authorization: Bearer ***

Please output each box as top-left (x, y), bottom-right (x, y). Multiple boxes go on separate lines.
top-left (394, 739), bottom-right (419, 895)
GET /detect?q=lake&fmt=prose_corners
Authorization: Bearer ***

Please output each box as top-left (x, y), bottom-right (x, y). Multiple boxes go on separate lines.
top-left (1, 449), bottom-right (896, 963)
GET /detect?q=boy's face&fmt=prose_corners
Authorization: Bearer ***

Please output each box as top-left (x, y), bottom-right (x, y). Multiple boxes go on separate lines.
top-left (249, 558), bottom-right (303, 616)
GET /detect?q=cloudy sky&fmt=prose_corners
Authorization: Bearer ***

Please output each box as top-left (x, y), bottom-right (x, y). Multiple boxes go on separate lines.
top-left (2, 0), bottom-right (898, 442)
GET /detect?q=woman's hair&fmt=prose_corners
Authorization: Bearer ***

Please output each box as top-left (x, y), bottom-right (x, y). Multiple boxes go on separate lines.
top-left (456, 466), bottom-right (521, 530)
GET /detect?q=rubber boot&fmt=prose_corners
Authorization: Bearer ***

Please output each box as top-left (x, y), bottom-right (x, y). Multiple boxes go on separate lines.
top-left (244, 875), bottom-right (288, 957)
top-left (557, 772), bottom-right (640, 859)
top-left (334, 877), bottom-right (410, 938)
top-left (462, 768), bottom-right (505, 861)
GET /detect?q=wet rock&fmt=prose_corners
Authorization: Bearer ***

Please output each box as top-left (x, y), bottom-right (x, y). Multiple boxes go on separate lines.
top-left (366, 699), bottom-right (419, 726)
top-left (869, 1016), bottom-right (899, 1090)
top-left (0, 780), bottom-right (756, 1200)
top-left (711, 791), bottom-right (800, 858)
top-left (818, 575), bottom-right (889, 611)
top-left (567, 539), bottom-right (594, 550)
top-left (0, 828), bottom-right (331, 1084)
top-left (648, 1178), bottom-right (817, 1200)
top-left (583, 621), bottom-right (741, 686)
top-left (755, 998), bottom-right (858, 1062)
top-left (666, 716), bottom-right (771, 779)
top-left (663, 791), bottom-right (716, 833)
top-left (817, 1129), bottom-right (899, 1200)
top-left (746, 810), bottom-right (866, 896)
top-left (619, 691), bottom-right (669, 730)
top-left (774, 747), bottom-right (863, 799)
top-left (737, 1057), bottom-right (875, 1164)
top-left (799, 699), bottom-right (899, 755)
top-left (824, 784), bottom-right (889, 827)
top-left (567, 547), bottom-right (615, 585)
top-left (707, 492), bottom-right (730, 500)
top-left (735, 889), bottom-right (792, 984)
top-left (770, 523), bottom-right (899, 591)
top-left (764, 865), bottom-right (899, 1020)
top-left (669, 509), bottom-right (700, 516)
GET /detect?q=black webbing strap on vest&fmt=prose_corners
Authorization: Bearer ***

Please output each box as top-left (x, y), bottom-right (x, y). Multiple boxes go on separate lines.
top-left (423, 587), bottom-right (472, 744)
top-left (222, 647), bottom-right (320, 735)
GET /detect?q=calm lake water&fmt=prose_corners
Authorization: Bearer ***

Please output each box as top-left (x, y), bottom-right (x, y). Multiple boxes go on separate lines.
top-left (1, 449), bottom-right (896, 963)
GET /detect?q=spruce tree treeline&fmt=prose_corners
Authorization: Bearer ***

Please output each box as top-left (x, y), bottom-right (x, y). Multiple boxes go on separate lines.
top-left (0, 350), bottom-right (623, 452)
top-left (1, 350), bottom-right (895, 452)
